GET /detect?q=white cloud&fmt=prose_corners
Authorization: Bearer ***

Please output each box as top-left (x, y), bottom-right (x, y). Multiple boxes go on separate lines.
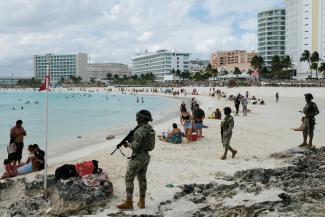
top-left (0, 0), bottom-right (283, 76)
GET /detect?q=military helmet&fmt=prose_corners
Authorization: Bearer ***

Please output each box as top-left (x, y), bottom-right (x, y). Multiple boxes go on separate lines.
top-left (304, 93), bottom-right (314, 100)
top-left (136, 110), bottom-right (153, 121)
top-left (224, 107), bottom-right (232, 115)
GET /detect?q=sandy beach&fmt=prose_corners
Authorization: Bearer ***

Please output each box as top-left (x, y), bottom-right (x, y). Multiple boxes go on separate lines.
top-left (1, 86), bottom-right (325, 216)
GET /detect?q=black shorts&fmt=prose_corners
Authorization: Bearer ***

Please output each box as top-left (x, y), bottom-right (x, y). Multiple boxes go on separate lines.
top-left (15, 143), bottom-right (24, 161)
top-left (8, 153), bottom-right (17, 162)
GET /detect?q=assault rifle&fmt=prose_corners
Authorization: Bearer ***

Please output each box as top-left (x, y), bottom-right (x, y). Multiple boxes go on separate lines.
top-left (111, 125), bottom-right (139, 156)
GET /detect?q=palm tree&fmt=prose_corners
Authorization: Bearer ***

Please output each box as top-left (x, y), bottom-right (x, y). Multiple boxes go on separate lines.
top-left (247, 69), bottom-right (253, 75)
top-left (250, 55), bottom-right (264, 72)
top-left (300, 50), bottom-right (311, 77)
top-left (281, 56), bottom-right (294, 79)
top-left (233, 67), bottom-right (241, 78)
top-left (113, 74), bottom-right (119, 80)
top-left (319, 62), bottom-right (325, 78)
top-left (193, 72), bottom-right (204, 81)
top-left (176, 69), bottom-right (181, 78)
top-left (180, 70), bottom-right (190, 80)
top-left (251, 56), bottom-right (264, 79)
top-left (131, 74), bottom-right (138, 80)
top-left (310, 62), bottom-right (318, 78)
top-left (106, 73), bottom-right (112, 80)
top-left (271, 55), bottom-right (282, 79)
top-left (260, 67), bottom-right (269, 79)
top-left (310, 51), bottom-right (321, 79)
top-left (211, 68), bottom-right (219, 79)
top-left (60, 76), bottom-right (65, 84)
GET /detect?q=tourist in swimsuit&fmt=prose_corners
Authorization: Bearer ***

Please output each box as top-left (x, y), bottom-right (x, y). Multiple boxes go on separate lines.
top-left (167, 123), bottom-right (182, 144)
top-left (10, 120), bottom-right (26, 164)
top-left (16, 145), bottom-right (39, 175)
top-left (180, 108), bottom-right (192, 143)
top-left (0, 159), bottom-right (17, 180)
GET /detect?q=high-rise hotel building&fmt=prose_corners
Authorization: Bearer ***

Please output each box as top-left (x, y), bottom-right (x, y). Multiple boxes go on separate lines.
top-left (258, 9), bottom-right (286, 68)
top-left (285, 0), bottom-right (325, 78)
top-left (33, 53), bottom-right (88, 82)
top-left (132, 50), bottom-right (190, 81)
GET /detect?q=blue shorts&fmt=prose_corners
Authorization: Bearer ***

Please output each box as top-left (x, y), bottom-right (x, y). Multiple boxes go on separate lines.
top-left (184, 122), bottom-right (192, 129)
top-left (195, 123), bottom-right (203, 129)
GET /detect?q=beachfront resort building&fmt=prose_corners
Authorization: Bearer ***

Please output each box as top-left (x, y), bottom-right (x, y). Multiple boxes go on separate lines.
top-left (210, 50), bottom-right (256, 73)
top-left (33, 53), bottom-right (88, 82)
top-left (88, 63), bottom-right (129, 80)
top-left (189, 59), bottom-right (210, 73)
top-left (0, 76), bottom-right (31, 86)
top-left (285, 0), bottom-right (325, 79)
top-left (132, 50), bottom-right (190, 81)
top-left (258, 9), bottom-right (286, 68)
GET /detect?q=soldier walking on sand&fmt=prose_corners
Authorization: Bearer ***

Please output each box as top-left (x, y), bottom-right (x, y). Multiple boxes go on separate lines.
top-left (299, 93), bottom-right (319, 148)
top-left (220, 107), bottom-right (238, 160)
top-left (117, 110), bottom-right (155, 210)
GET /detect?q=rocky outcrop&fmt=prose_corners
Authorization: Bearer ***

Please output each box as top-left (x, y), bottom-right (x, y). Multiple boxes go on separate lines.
top-left (157, 146), bottom-right (325, 217)
top-left (49, 177), bottom-right (113, 216)
top-left (0, 174), bottom-right (113, 217)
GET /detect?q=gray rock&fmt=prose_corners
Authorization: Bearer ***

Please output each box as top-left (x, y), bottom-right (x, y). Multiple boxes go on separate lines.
top-left (0, 174), bottom-right (113, 217)
top-left (49, 177), bottom-right (113, 216)
top-left (159, 146), bottom-right (325, 217)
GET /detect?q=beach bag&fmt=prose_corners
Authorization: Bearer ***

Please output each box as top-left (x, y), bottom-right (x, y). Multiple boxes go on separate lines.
top-left (75, 160), bottom-right (101, 177)
top-left (146, 127), bottom-right (156, 151)
top-left (55, 164), bottom-right (77, 180)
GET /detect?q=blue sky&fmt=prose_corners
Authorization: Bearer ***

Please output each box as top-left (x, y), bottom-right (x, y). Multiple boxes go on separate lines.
top-left (0, 0), bottom-right (284, 76)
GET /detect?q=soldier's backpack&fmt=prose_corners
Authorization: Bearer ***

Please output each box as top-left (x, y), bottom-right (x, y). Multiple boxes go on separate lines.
top-left (146, 127), bottom-right (156, 151)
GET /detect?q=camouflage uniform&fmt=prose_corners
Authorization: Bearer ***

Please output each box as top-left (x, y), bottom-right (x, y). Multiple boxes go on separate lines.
top-left (302, 101), bottom-right (319, 138)
top-left (125, 123), bottom-right (154, 198)
top-left (221, 115), bottom-right (234, 150)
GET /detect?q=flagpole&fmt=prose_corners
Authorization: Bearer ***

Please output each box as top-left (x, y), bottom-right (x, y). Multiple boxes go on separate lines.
top-left (44, 62), bottom-right (49, 196)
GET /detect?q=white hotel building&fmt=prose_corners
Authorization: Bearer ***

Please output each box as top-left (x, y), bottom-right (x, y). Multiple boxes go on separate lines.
top-left (33, 53), bottom-right (88, 82)
top-left (132, 50), bottom-right (190, 81)
top-left (258, 9), bottom-right (286, 68)
top-left (285, 0), bottom-right (325, 79)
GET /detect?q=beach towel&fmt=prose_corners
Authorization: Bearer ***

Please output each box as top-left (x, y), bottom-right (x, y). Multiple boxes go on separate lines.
top-left (17, 162), bottom-right (33, 175)
top-left (81, 172), bottom-right (109, 188)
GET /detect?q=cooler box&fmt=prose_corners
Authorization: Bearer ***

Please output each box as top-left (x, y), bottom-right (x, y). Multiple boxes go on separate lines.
top-left (191, 133), bottom-right (198, 141)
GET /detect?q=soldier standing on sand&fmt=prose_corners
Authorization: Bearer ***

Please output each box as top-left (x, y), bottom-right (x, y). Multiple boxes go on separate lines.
top-left (299, 93), bottom-right (319, 148)
top-left (220, 107), bottom-right (238, 160)
top-left (117, 110), bottom-right (155, 210)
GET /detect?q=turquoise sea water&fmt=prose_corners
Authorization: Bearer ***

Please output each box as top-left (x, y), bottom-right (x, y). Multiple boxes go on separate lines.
top-left (0, 90), bottom-right (177, 166)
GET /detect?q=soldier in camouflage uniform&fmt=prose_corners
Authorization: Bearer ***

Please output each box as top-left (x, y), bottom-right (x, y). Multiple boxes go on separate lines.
top-left (299, 93), bottom-right (319, 148)
top-left (220, 107), bottom-right (238, 160)
top-left (117, 110), bottom-right (155, 210)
